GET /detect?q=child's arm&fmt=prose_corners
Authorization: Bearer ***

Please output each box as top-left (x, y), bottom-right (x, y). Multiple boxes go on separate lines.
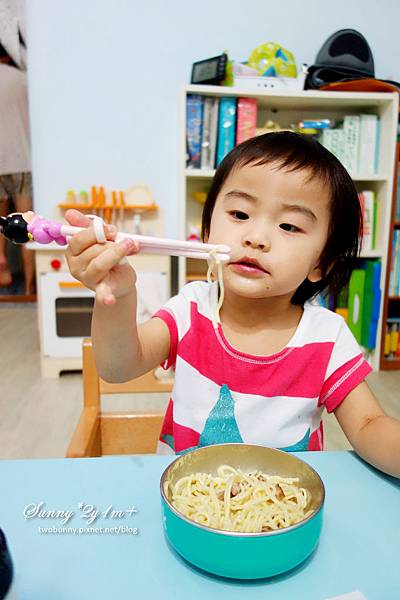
top-left (334, 381), bottom-right (400, 478)
top-left (92, 295), bottom-right (170, 383)
top-left (64, 209), bottom-right (170, 383)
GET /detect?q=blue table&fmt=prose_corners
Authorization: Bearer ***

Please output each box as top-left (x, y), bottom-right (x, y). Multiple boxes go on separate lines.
top-left (0, 451), bottom-right (399, 600)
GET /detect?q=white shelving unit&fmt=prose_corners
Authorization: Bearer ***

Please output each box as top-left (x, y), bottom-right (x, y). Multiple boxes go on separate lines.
top-left (180, 85), bottom-right (399, 370)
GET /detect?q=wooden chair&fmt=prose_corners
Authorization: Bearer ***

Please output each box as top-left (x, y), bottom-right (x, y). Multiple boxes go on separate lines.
top-left (66, 338), bottom-right (173, 458)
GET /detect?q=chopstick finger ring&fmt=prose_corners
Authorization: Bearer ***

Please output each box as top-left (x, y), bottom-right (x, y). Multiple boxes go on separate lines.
top-left (87, 215), bottom-right (106, 244)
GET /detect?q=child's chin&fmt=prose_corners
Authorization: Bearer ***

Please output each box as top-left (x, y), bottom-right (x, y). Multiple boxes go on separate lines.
top-left (223, 275), bottom-right (273, 298)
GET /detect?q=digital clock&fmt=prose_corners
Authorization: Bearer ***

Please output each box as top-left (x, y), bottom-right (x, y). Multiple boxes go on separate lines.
top-left (190, 53), bottom-right (228, 85)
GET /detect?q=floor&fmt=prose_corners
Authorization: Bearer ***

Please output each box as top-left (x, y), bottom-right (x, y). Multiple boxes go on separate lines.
top-left (0, 304), bottom-right (399, 460)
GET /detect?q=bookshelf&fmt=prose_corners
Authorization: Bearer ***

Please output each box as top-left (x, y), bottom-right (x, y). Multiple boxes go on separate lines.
top-left (179, 85), bottom-right (399, 370)
top-left (380, 142), bottom-right (400, 369)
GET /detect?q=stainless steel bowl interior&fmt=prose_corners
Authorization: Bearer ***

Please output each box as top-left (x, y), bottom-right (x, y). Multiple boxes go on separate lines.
top-left (161, 444), bottom-right (325, 531)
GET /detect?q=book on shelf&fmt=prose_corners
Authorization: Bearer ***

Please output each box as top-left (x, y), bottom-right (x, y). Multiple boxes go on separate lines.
top-left (321, 128), bottom-right (345, 164)
top-left (343, 115), bottom-right (360, 173)
top-left (200, 97), bottom-right (220, 170)
top-left (384, 322), bottom-right (400, 359)
top-left (236, 97), bottom-right (257, 145)
top-left (216, 97), bottom-right (237, 166)
top-left (389, 229), bottom-right (400, 296)
top-left (360, 260), bottom-right (381, 350)
top-left (186, 94), bottom-right (381, 178)
top-left (348, 260), bottom-right (381, 350)
top-left (186, 94), bottom-right (259, 171)
top-left (186, 95), bottom-right (204, 168)
top-left (358, 190), bottom-right (379, 252)
top-left (313, 259), bottom-right (381, 350)
top-left (358, 114), bottom-right (380, 174)
top-left (320, 114), bottom-right (380, 175)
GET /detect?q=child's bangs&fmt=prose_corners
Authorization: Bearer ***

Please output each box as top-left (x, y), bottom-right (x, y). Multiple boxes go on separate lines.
top-left (238, 147), bottom-right (331, 187)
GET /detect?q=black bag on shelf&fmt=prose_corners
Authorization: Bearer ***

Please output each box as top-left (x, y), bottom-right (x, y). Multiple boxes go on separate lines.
top-left (0, 528), bottom-right (13, 600)
top-left (305, 28), bottom-right (375, 89)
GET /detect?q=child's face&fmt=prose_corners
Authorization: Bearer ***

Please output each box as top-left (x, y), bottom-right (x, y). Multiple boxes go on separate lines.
top-left (207, 163), bottom-right (331, 301)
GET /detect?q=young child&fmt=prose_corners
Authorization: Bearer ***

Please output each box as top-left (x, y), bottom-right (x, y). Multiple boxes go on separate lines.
top-left (65, 131), bottom-right (400, 477)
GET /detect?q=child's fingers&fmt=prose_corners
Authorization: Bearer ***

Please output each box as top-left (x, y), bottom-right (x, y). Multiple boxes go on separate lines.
top-left (84, 238), bottom-right (139, 282)
top-left (67, 223), bottom-right (117, 256)
top-left (95, 280), bottom-right (116, 306)
top-left (67, 241), bottom-right (117, 279)
top-left (64, 209), bottom-right (92, 227)
top-left (74, 240), bottom-right (117, 268)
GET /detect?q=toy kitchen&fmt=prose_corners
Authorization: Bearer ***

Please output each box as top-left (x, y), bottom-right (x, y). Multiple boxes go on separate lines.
top-left (29, 186), bottom-right (171, 377)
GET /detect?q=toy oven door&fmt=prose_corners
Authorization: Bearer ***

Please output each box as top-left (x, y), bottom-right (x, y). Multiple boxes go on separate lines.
top-left (39, 270), bottom-right (169, 359)
top-left (39, 272), bottom-right (95, 358)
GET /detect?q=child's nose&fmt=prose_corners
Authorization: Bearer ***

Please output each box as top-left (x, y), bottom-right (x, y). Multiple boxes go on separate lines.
top-left (243, 233), bottom-right (271, 252)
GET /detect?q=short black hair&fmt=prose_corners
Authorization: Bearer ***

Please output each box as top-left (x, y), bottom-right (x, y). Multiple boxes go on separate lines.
top-left (201, 131), bottom-right (362, 305)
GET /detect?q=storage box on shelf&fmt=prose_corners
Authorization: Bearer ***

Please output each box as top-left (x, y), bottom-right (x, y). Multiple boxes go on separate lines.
top-left (180, 85), bottom-right (399, 370)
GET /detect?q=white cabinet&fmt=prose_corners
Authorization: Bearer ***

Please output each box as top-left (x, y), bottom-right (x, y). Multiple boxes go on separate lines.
top-left (33, 245), bottom-right (170, 377)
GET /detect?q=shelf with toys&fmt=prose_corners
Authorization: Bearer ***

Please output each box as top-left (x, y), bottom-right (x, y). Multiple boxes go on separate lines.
top-left (180, 85), bottom-right (399, 370)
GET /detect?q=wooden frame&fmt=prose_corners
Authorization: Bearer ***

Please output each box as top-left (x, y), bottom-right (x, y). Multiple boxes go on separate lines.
top-left (66, 338), bottom-right (172, 457)
top-left (380, 142), bottom-right (400, 369)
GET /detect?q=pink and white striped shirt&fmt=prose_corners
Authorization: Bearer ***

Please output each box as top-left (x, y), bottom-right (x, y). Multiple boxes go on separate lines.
top-left (154, 281), bottom-right (372, 455)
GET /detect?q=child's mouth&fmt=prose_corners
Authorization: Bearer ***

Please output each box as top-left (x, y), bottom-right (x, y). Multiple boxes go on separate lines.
top-left (229, 259), bottom-right (268, 276)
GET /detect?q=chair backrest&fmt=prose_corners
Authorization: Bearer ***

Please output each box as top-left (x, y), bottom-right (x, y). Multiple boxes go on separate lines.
top-left (82, 338), bottom-right (173, 408)
top-left (66, 338), bottom-right (173, 458)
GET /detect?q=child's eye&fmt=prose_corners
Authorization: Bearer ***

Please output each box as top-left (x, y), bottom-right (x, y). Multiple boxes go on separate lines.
top-left (280, 223), bottom-right (301, 233)
top-left (229, 211), bottom-right (249, 220)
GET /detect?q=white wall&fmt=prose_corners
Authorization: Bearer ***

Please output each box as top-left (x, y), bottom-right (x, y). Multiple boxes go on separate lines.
top-left (27, 0), bottom-right (400, 237)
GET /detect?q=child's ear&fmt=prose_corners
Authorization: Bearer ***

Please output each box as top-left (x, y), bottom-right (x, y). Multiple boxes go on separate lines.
top-left (308, 260), bottom-right (334, 283)
top-left (307, 265), bottom-right (323, 283)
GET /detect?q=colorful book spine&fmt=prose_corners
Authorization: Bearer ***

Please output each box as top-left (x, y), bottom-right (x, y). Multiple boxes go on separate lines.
top-left (372, 192), bottom-right (379, 249)
top-left (390, 230), bottom-right (400, 295)
top-left (348, 268), bottom-right (366, 343)
top-left (360, 260), bottom-right (381, 349)
top-left (186, 95), bottom-right (204, 168)
top-left (358, 114), bottom-right (378, 174)
top-left (216, 97), bottom-right (237, 166)
top-left (321, 129), bottom-right (332, 151)
top-left (390, 323), bottom-right (399, 354)
top-left (236, 98), bottom-right (257, 145)
top-left (343, 115), bottom-right (360, 174)
top-left (208, 98), bottom-right (220, 170)
top-left (359, 190), bottom-right (375, 252)
top-left (200, 97), bottom-right (213, 170)
top-left (384, 322), bottom-right (400, 359)
top-left (389, 232), bottom-right (397, 296)
top-left (321, 128), bottom-right (345, 165)
top-left (332, 129), bottom-right (345, 164)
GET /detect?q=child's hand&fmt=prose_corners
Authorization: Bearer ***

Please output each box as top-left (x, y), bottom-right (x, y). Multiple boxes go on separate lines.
top-left (64, 209), bottom-right (140, 306)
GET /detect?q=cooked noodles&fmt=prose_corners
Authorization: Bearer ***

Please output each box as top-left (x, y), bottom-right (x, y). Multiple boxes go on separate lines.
top-left (168, 465), bottom-right (313, 533)
top-left (207, 249), bottom-right (224, 328)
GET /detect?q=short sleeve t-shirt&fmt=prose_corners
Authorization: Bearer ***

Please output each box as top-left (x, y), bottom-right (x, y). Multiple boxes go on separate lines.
top-left (154, 281), bottom-right (372, 455)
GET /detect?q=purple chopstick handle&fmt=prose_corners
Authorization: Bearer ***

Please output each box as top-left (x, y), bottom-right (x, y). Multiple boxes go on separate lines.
top-left (27, 216), bottom-right (67, 245)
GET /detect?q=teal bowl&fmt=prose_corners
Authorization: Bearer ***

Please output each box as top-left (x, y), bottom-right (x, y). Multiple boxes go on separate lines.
top-left (160, 444), bottom-right (324, 579)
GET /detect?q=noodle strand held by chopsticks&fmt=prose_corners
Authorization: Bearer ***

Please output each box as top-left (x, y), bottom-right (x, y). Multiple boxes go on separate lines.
top-left (169, 465), bottom-right (313, 533)
top-left (207, 249), bottom-right (224, 329)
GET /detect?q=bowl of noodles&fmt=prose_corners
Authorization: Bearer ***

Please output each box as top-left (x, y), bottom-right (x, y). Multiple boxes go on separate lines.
top-left (160, 443), bottom-right (324, 579)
